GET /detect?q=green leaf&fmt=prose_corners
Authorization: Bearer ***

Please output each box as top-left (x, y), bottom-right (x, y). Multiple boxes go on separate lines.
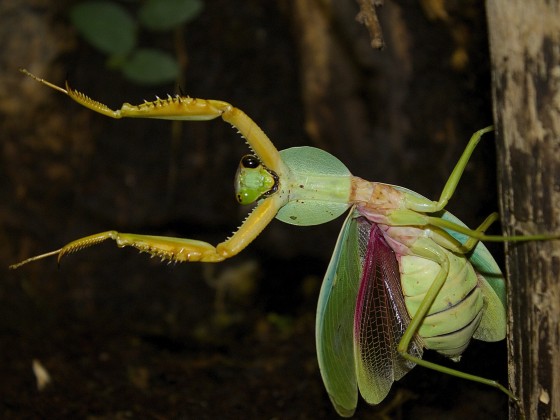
top-left (121, 49), bottom-right (179, 85)
top-left (139, 0), bottom-right (203, 31)
top-left (70, 1), bottom-right (136, 55)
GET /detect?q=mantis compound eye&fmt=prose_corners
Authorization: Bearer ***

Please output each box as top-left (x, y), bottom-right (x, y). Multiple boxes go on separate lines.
top-left (241, 155), bottom-right (260, 169)
top-left (234, 155), bottom-right (278, 205)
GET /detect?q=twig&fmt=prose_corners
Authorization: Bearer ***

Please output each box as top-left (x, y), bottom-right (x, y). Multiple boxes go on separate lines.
top-left (356, 0), bottom-right (385, 49)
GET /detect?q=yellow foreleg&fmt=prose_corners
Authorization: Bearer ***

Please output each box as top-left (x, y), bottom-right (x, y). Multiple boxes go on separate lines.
top-left (19, 68), bottom-right (287, 174)
top-left (10, 196), bottom-right (283, 268)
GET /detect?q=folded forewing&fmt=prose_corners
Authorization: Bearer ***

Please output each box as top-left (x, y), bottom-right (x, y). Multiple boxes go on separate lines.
top-left (316, 209), bottom-right (361, 417)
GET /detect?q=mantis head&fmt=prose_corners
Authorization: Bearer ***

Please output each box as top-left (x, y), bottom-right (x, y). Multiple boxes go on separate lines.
top-left (234, 155), bottom-right (278, 205)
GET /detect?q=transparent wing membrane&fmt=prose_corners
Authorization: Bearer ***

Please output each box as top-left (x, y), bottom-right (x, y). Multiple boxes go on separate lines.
top-left (354, 219), bottom-right (423, 404)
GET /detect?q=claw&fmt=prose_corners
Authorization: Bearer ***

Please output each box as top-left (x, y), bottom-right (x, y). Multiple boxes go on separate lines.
top-left (9, 249), bottom-right (62, 269)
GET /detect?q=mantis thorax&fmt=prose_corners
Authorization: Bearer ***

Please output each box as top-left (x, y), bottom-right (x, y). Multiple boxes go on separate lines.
top-left (275, 147), bottom-right (352, 226)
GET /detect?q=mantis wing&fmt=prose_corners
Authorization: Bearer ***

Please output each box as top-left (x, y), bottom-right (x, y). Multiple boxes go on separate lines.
top-left (316, 209), bottom-right (361, 417)
top-left (316, 210), bottom-right (423, 416)
top-left (353, 221), bottom-right (422, 406)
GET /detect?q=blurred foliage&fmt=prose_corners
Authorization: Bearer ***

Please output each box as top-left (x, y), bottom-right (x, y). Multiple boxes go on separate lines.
top-left (70, 0), bottom-right (203, 85)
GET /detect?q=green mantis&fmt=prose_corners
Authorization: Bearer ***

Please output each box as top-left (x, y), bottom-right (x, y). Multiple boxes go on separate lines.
top-left (12, 69), bottom-right (559, 417)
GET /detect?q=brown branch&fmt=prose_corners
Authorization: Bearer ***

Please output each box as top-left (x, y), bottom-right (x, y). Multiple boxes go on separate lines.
top-left (355, 0), bottom-right (385, 49)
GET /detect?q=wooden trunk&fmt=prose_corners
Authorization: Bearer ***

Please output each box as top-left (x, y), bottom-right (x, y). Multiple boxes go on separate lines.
top-left (487, 1), bottom-right (560, 418)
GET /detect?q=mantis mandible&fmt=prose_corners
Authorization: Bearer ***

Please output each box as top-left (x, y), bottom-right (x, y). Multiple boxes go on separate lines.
top-left (12, 69), bottom-right (558, 417)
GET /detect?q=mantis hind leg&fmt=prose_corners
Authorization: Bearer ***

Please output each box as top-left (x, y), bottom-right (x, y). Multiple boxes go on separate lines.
top-left (427, 214), bottom-right (560, 245)
top-left (396, 237), bottom-right (519, 405)
top-left (387, 207), bottom-right (560, 247)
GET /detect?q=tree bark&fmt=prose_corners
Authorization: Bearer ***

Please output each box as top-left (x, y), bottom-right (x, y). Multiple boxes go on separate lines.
top-left (487, 1), bottom-right (560, 419)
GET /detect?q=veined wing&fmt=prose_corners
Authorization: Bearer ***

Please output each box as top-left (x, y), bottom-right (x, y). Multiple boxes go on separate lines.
top-left (354, 221), bottom-right (423, 405)
top-left (316, 208), bottom-right (361, 417)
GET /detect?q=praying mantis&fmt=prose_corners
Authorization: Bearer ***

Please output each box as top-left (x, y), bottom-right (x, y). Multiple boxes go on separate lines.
top-left (12, 69), bottom-right (558, 417)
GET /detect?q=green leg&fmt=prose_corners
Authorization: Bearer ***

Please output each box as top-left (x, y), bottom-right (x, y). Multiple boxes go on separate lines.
top-left (427, 215), bottom-right (560, 244)
top-left (460, 212), bottom-right (500, 252)
top-left (404, 126), bottom-right (494, 213)
top-left (396, 237), bottom-right (519, 404)
top-left (387, 208), bottom-right (560, 244)
top-left (426, 212), bottom-right (500, 254)
top-left (390, 125), bottom-right (559, 243)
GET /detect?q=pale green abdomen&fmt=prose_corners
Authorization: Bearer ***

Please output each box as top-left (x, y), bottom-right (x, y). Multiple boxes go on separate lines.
top-left (400, 251), bottom-right (484, 358)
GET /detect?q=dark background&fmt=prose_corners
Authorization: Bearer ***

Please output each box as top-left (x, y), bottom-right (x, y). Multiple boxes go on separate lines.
top-left (1, 0), bottom-right (507, 418)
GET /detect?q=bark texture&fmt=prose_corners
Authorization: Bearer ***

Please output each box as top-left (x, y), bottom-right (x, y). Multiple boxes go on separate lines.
top-left (487, 1), bottom-right (560, 419)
